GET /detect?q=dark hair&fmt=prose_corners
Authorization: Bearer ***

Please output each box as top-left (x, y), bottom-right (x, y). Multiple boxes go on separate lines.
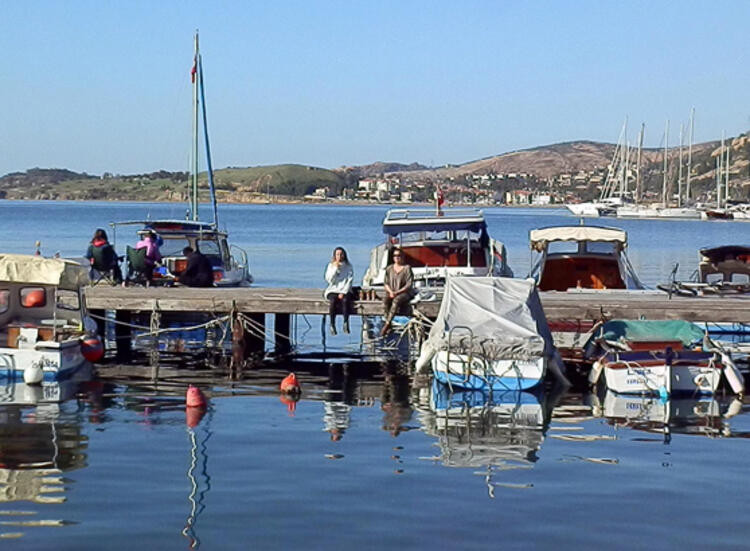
top-left (331, 247), bottom-right (349, 264)
top-left (183, 246), bottom-right (194, 256)
top-left (146, 231), bottom-right (157, 240)
top-left (92, 228), bottom-right (108, 242)
top-left (392, 248), bottom-right (403, 257)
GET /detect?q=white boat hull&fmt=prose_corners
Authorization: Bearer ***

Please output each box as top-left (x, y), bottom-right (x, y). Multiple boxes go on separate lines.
top-left (601, 356), bottom-right (722, 395)
top-left (432, 350), bottom-right (545, 391)
top-left (0, 340), bottom-right (87, 383)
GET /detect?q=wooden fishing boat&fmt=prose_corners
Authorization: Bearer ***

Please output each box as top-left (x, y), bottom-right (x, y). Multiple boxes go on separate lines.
top-left (585, 320), bottom-right (744, 395)
top-left (0, 254), bottom-right (99, 384)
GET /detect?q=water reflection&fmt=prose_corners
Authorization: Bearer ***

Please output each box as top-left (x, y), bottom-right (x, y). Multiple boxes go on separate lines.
top-left (417, 380), bottom-right (556, 496)
top-left (589, 390), bottom-right (741, 440)
top-left (182, 411), bottom-right (213, 549)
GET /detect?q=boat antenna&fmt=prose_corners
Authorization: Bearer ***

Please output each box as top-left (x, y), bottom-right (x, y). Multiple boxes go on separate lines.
top-left (198, 49), bottom-right (219, 228)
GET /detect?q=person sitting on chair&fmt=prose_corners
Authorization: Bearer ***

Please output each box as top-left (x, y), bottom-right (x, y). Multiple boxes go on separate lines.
top-left (84, 228), bottom-right (122, 283)
top-left (178, 246), bottom-right (214, 287)
top-left (380, 247), bottom-right (414, 337)
top-left (135, 231), bottom-right (162, 284)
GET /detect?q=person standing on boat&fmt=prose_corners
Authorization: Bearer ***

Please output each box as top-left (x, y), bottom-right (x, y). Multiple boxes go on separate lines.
top-left (381, 248), bottom-right (414, 337)
top-left (324, 247), bottom-right (354, 335)
top-left (85, 228), bottom-right (123, 283)
top-left (135, 231), bottom-right (162, 283)
top-left (178, 246), bottom-right (215, 287)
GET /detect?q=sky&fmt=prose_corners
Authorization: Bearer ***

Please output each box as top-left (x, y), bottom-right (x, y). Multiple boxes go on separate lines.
top-left (1, 0), bottom-right (749, 176)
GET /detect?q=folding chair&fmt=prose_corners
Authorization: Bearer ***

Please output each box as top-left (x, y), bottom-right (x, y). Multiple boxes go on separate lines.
top-left (89, 245), bottom-right (123, 286)
top-left (125, 246), bottom-right (150, 286)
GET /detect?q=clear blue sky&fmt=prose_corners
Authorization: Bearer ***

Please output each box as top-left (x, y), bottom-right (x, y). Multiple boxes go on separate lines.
top-left (2, 0), bottom-right (748, 176)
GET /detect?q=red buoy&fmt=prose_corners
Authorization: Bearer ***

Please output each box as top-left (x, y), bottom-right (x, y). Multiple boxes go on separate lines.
top-left (186, 385), bottom-right (207, 408)
top-left (186, 406), bottom-right (207, 428)
top-left (280, 372), bottom-right (301, 395)
top-left (80, 336), bottom-right (104, 362)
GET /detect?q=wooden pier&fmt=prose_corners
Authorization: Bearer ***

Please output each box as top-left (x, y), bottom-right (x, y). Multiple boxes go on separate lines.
top-left (83, 286), bottom-right (750, 363)
top-left (85, 286), bottom-right (750, 324)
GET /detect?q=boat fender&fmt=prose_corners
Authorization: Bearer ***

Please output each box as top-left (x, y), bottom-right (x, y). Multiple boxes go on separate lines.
top-left (24, 363), bottom-right (44, 385)
top-left (720, 352), bottom-right (745, 396)
top-left (186, 385), bottom-right (207, 408)
top-left (81, 336), bottom-right (104, 362)
top-left (280, 372), bottom-right (301, 396)
top-left (588, 360), bottom-right (603, 385)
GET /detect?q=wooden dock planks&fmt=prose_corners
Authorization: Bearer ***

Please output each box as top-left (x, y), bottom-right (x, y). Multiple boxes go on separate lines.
top-left (84, 286), bottom-right (750, 323)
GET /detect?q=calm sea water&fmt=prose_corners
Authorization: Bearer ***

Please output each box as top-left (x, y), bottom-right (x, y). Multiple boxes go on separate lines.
top-left (1, 200), bottom-right (750, 549)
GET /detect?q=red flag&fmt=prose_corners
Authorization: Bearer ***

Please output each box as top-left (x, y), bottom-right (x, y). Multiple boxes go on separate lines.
top-left (190, 56), bottom-right (197, 83)
top-left (436, 188), bottom-right (445, 207)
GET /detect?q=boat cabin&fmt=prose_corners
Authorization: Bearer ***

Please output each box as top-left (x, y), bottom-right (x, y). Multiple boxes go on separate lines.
top-left (363, 208), bottom-right (512, 289)
top-left (529, 225), bottom-right (644, 291)
top-left (698, 245), bottom-right (750, 285)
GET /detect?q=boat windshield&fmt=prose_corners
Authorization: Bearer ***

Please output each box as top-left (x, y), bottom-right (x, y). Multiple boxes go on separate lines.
top-left (398, 228), bottom-right (482, 244)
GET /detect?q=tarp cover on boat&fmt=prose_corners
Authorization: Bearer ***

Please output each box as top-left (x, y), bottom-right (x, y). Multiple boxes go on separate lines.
top-left (530, 226), bottom-right (627, 251)
top-left (420, 276), bottom-right (558, 362)
top-left (591, 319), bottom-right (704, 347)
top-left (0, 254), bottom-right (89, 289)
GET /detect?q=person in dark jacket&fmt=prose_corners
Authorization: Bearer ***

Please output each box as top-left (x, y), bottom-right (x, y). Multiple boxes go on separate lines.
top-left (84, 228), bottom-right (123, 283)
top-left (178, 246), bottom-right (214, 287)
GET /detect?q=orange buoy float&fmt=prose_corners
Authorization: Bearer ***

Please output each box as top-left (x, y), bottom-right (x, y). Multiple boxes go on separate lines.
top-left (186, 385), bottom-right (207, 408)
top-left (280, 372), bottom-right (301, 395)
top-left (80, 336), bottom-right (104, 362)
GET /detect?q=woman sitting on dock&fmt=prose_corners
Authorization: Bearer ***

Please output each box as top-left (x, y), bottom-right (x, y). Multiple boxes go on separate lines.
top-left (380, 248), bottom-right (414, 337)
top-left (324, 247), bottom-right (354, 335)
top-left (85, 228), bottom-right (123, 283)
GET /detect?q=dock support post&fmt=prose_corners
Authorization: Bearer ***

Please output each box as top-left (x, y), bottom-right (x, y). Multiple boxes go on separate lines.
top-left (90, 309), bottom-right (106, 351)
top-left (275, 313), bottom-right (291, 355)
top-left (231, 312), bottom-right (248, 372)
top-left (114, 310), bottom-right (132, 360)
top-left (246, 313), bottom-right (266, 356)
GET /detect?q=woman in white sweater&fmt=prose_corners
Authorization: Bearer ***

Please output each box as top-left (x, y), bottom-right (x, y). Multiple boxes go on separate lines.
top-left (324, 247), bottom-right (354, 335)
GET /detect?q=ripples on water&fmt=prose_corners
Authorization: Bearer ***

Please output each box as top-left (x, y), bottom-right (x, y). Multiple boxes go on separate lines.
top-left (2, 201), bottom-right (750, 548)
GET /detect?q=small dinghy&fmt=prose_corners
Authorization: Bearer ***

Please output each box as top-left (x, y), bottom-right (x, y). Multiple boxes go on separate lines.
top-left (415, 276), bottom-right (566, 391)
top-left (585, 320), bottom-right (744, 396)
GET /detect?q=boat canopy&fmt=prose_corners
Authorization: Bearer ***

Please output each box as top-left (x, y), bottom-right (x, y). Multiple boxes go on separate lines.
top-left (591, 320), bottom-right (704, 347)
top-left (420, 276), bottom-right (558, 362)
top-left (382, 208), bottom-right (487, 236)
top-left (0, 254), bottom-right (89, 289)
top-left (530, 226), bottom-right (627, 252)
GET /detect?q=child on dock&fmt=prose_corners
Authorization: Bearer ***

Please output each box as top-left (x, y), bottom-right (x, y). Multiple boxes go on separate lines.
top-left (324, 247), bottom-right (354, 335)
top-left (135, 231), bottom-right (162, 284)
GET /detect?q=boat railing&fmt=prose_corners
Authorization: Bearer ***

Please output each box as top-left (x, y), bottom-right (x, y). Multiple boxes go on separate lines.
top-left (385, 208), bottom-right (484, 221)
top-left (230, 244), bottom-right (249, 274)
top-left (446, 326), bottom-right (476, 391)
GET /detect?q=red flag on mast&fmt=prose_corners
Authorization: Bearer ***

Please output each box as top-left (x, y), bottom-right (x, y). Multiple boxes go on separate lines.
top-left (190, 56), bottom-right (197, 83)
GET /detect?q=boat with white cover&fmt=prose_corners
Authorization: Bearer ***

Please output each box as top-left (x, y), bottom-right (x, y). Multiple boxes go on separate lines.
top-left (415, 276), bottom-right (566, 391)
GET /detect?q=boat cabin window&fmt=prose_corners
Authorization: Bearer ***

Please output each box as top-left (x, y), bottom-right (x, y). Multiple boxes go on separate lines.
top-left (0, 289), bottom-right (8, 314)
top-left (21, 287), bottom-right (47, 308)
top-left (586, 241), bottom-right (618, 255)
top-left (455, 229), bottom-right (482, 242)
top-left (197, 240), bottom-right (224, 267)
top-left (56, 289), bottom-right (80, 311)
top-left (160, 238), bottom-right (192, 257)
top-left (547, 242), bottom-right (579, 255)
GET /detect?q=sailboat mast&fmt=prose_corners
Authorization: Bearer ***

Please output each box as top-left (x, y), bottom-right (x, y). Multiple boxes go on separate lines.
top-left (716, 155), bottom-right (721, 209)
top-left (661, 119), bottom-right (669, 207)
top-left (725, 137), bottom-right (731, 208)
top-left (191, 32), bottom-right (200, 221)
top-left (635, 123), bottom-right (644, 204)
top-left (678, 124), bottom-right (683, 208)
top-left (686, 107), bottom-right (694, 201)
